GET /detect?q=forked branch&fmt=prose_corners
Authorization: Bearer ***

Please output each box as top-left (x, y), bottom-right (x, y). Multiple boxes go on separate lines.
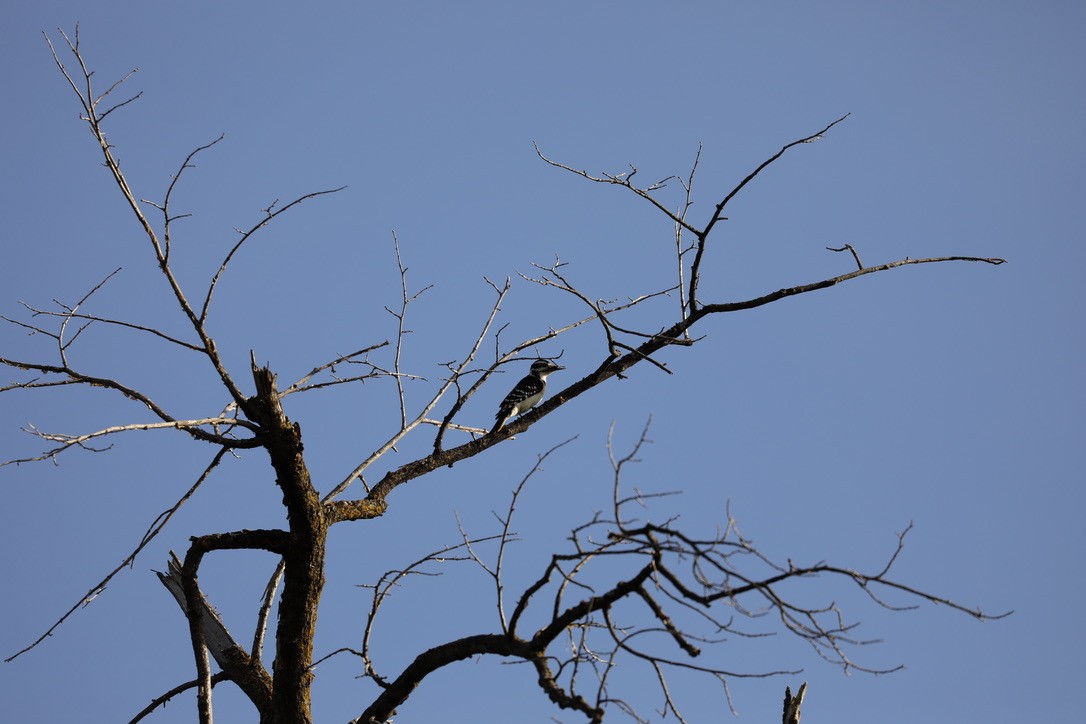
top-left (20, 36), bottom-right (1008, 723)
top-left (354, 428), bottom-right (1005, 722)
top-left (44, 28), bottom-right (245, 410)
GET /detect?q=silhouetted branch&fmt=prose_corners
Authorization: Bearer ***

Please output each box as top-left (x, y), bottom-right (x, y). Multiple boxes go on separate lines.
top-left (354, 423), bottom-right (1006, 720)
top-left (5, 448), bottom-right (229, 662)
top-left (128, 672), bottom-right (230, 724)
top-left (18, 34), bottom-right (1009, 723)
top-left (357, 534), bottom-right (506, 688)
top-left (519, 259), bottom-right (678, 375)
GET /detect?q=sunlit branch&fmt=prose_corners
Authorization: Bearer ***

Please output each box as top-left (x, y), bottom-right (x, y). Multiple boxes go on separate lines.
top-left (52, 268), bottom-right (122, 366)
top-left (534, 143), bottom-right (701, 237)
top-left (142, 134), bottom-right (225, 264)
top-left (430, 277), bottom-right (511, 454)
top-left (279, 342), bottom-right (392, 398)
top-left (385, 232), bottom-right (433, 431)
top-left (44, 28), bottom-right (249, 410)
top-left (325, 276), bottom-right (510, 503)
top-left (163, 530), bottom-right (289, 716)
top-left (14, 300), bottom-right (203, 352)
top-left (253, 561), bottom-right (285, 665)
top-left (3, 417), bottom-right (258, 467)
top-left (200, 185), bottom-right (347, 325)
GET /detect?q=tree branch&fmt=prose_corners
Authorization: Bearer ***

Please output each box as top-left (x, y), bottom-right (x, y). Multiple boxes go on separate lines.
top-left (128, 672), bottom-right (230, 724)
top-left (200, 186), bottom-right (347, 325)
top-left (160, 530), bottom-right (290, 718)
top-left (44, 28), bottom-right (252, 412)
top-left (3, 417), bottom-right (257, 467)
top-left (4, 448), bottom-right (230, 662)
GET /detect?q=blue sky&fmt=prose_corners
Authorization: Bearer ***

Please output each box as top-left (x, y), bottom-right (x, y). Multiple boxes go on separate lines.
top-left (1, 2), bottom-right (1082, 722)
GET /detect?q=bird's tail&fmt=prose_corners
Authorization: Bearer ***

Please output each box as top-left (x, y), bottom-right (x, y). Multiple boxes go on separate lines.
top-left (491, 408), bottom-right (511, 435)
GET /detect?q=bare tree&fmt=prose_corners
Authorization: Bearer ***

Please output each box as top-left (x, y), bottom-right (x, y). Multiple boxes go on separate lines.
top-left (2, 28), bottom-right (1007, 724)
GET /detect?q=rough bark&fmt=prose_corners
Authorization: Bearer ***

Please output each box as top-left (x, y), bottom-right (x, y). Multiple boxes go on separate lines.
top-left (247, 360), bottom-right (327, 724)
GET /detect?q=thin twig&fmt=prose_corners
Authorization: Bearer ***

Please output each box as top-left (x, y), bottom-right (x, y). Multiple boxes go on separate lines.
top-left (201, 186), bottom-right (347, 324)
top-left (5, 448), bottom-right (230, 662)
top-left (4, 417), bottom-right (255, 467)
top-left (492, 438), bottom-right (577, 631)
top-left (534, 143), bottom-right (701, 237)
top-left (44, 28), bottom-right (251, 410)
top-left (128, 673), bottom-right (230, 724)
top-left (384, 232), bottom-right (433, 430)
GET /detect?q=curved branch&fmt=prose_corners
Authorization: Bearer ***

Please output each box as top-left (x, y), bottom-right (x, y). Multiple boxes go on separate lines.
top-left (200, 186), bottom-right (346, 324)
top-left (162, 530), bottom-right (290, 717)
top-left (0, 355), bottom-right (261, 461)
top-left (358, 534), bottom-right (504, 687)
top-left (827, 243), bottom-right (864, 270)
top-left (178, 531), bottom-right (288, 721)
top-left (519, 260), bottom-right (622, 360)
top-left (128, 672), bottom-right (230, 724)
top-left (349, 418), bottom-right (1007, 722)
top-left (530, 654), bottom-right (605, 722)
top-left (492, 439), bottom-right (578, 631)
top-left (355, 633), bottom-right (532, 724)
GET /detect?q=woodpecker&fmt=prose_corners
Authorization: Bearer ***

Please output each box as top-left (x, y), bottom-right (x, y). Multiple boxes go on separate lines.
top-left (491, 359), bottom-right (564, 434)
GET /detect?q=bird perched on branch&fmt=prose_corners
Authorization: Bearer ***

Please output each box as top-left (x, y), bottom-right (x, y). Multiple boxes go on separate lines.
top-left (491, 358), bottom-right (564, 435)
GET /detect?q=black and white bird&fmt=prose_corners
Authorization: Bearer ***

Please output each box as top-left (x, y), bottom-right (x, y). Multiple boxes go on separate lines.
top-left (490, 359), bottom-right (564, 434)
